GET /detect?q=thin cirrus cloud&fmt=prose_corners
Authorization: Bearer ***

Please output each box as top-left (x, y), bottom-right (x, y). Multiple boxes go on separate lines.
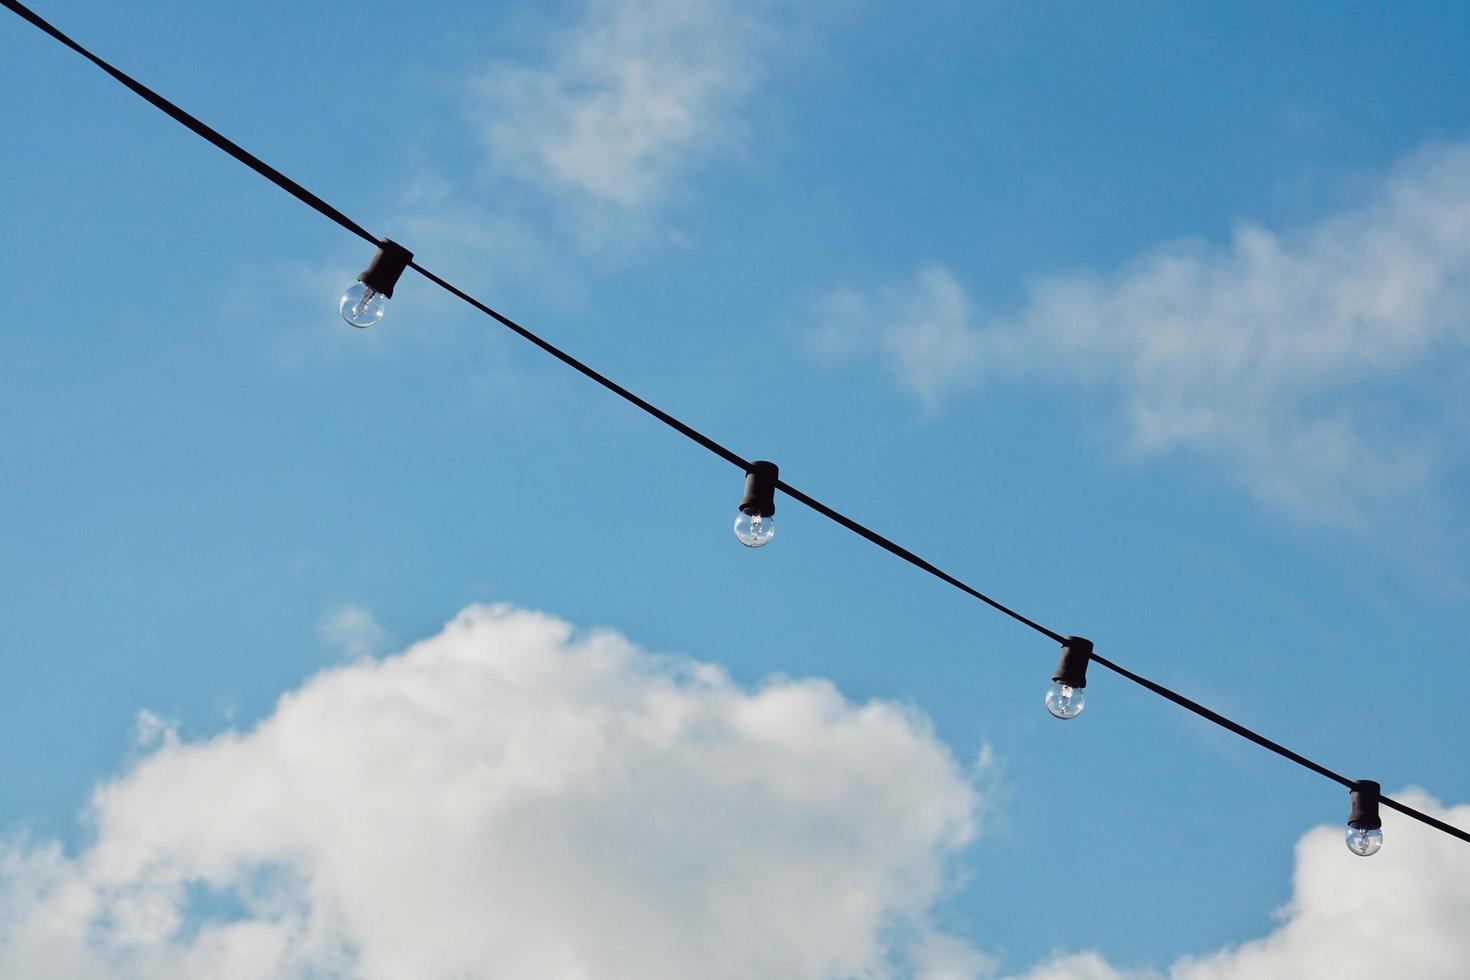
top-left (347, 0), bottom-right (789, 316)
top-left (315, 603), bottom-right (389, 661)
top-left (810, 141), bottom-right (1470, 532)
top-left (811, 264), bottom-right (985, 413)
top-left (0, 605), bottom-right (989, 980)
top-left (1009, 792), bottom-right (1470, 980)
top-left (467, 0), bottom-right (779, 215)
top-left (268, 0), bottom-right (790, 369)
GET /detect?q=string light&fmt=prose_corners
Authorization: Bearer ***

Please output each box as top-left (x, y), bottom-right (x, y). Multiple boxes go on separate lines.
top-left (1046, 636), bottom-right (1091, 720)
top-left (1347, 780), bottom-right (1384, 857)
top-left (735, 461), bottom-right (778, 548)
top-left (6, 0), bottom-right (1470, 854)
top-left (341, 240), bottom-right (413, 328)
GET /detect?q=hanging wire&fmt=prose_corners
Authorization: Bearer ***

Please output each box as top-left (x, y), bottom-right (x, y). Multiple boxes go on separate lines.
top-left (4, 0), bottom-right (1467, 848)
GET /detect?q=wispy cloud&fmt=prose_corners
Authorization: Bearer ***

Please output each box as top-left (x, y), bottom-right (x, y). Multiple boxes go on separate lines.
top-left (811, 265), bottom-right (984, 412)
top-left (0, 605), bottom-right (987, 979)
top-left (316, 603), bottom-right (388, 662)
top-left (470, 0), bottom-right (777, 215)
top-left (266, 0), bottom-right (803, 364)
top-left (811, 141), bottom-right (1470, 532)
top-left (286, 0), bottom-right (794, 346)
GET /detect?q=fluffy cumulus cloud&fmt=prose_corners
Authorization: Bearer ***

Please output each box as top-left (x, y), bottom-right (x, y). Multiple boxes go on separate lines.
top-left (0, 604), bottom-right (986, 979)
top-left (1010, 793), bottom-right (1470, 980)
top-left (471, 0), bottom-right (779, 213)
top-left (814, 141), bottom-right (1470, 529)
top-left (5, 606), bottom-right (1470, 979)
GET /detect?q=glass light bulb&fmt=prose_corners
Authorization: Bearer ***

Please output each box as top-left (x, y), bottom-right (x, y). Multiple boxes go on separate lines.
top-left (1045, 682), bottom-right (1085, 720)
top-left (734, 510), bottom-right (776, 548)
top-left (340, 282), bottom-right (387, 328)
top-left (1346, 825), bottom-right (1382, 857)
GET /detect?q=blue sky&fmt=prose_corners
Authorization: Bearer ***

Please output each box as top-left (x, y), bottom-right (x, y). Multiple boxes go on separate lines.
top-left (3, 0), bottom-right (1470, 976)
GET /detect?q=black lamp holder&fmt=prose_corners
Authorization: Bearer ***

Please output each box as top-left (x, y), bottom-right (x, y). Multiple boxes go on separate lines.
top-left (1349, 780), bottom-right (1382, 830)
top-left (1052, 636), bottom-right (1093, 689)
top-left (357, 239), bottom-right (414, 299)
top-left (739, 461), bottom-right (779, 517)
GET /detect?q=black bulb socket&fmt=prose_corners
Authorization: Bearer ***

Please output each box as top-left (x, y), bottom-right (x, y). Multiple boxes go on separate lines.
top-left (357, 239), bottom-right (414, 299)
top-left (739, 461), bottom-right (779, 518)
top-left (1349, 780), bottom-right (1382, 830)
top-left (1052, 636), bottom-right (1092, 689)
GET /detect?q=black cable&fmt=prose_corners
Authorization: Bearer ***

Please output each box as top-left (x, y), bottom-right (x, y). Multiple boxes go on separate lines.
top-left (406, 262), bottom-right (752, 471)
top-left (1381, 795), bottom-right (1470, 844)
top-left (1089, 652), bottom-right (1354, 788)
top-left (0, 0), bottom-right (378, 249)
top-left (410, 260), bottom-right (1068, 644)
top-left (5, 0), bottom-right (1468, 849)
top-left (774, 481), bottom-right (1066, 642)
top-left (418, 265), bottom-right (1068, 644)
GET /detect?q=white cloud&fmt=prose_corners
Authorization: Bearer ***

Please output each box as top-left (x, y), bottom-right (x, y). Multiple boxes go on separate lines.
top-left (7, 606), bottom-right (1470, 979)
top-left (471, 0), bottom-right (778, 213)
top-left (316, 604), bottom-right (389, 661)
top-left (811, 265), bottom-right (984, 411)
top-left (0, 604), bottom-right (986, 979)
top-left (813, 141), bottom-right (1470, 529)
top-left (1010, 792), bottom-right (1470, 980)
top-left (1013, 953), bottom-right (1132, 980)
top-left (311, 0), bottom-right (791, 330)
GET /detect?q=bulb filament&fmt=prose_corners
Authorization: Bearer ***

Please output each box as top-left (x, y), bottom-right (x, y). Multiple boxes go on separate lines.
top-left (353, 287), bottom-right (379, 319)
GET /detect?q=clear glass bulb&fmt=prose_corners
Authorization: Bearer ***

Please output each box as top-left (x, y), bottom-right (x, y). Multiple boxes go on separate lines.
top-left (1045, 682), bottom-right (1085, 720)
top-left (734, 510), bottom-right (776, 548)
top-left (1346, 825), bottom-right (1382, 857)
top-left (340, 282), bottom-right (387, 328)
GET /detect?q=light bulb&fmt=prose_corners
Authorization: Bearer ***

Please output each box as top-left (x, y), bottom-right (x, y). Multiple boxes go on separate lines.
top-left (734, 510), bottom-right (776, 548)
top-left (1045, 682), bottom-right (1085, 720)
top-left (1346, 781), bottom-right (1382, 857)
top-left (734, 462), bottom-right (779, 548)
top-left (1346, 825), bottom-right (1382, 857)
top-left (340, 282), bottom-right (387, 328)
top-left (342, 241), bottom-right (411, 327)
